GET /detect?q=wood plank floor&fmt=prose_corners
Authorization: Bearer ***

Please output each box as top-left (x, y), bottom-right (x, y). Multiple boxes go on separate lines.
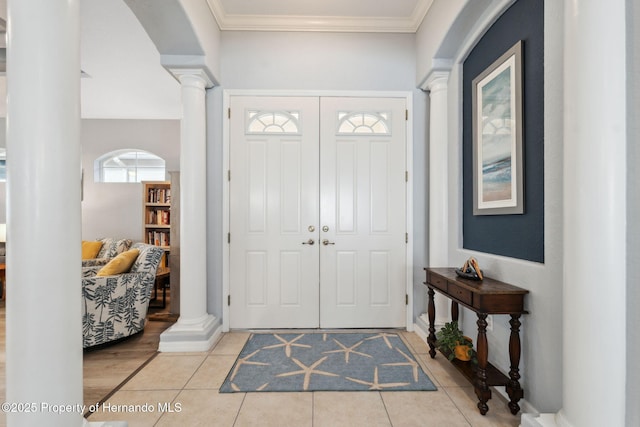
top-left (82, 316), bottom-right (172, 410)
top-left (0, 295), bottom-right (173, 424)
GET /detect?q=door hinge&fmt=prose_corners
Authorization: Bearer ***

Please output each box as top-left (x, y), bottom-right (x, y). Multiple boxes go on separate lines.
top-left (406, 294), bottom-right (409, 305)
top-left (405, 171), bottom-right (408, 182)
top-left (228, 295), bottom-right (231, 306)
top-left (405, 233), bottom-right (408, 243)
top-left (405, 109), bottom-right (408, 121)
top-left (228, 233), bottom-right (231, 244)
top-left (228, 108), bottom-right (231, 119)
top-left (228, 170), bottom-right (231, 181)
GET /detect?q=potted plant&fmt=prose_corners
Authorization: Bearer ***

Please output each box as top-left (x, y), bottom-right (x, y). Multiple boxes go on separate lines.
top-left (435, 321), bottom-right (475, 362)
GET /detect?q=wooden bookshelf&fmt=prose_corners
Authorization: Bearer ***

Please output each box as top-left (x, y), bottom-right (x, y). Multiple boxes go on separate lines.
top-left (142, 181), bottom-right (171, 251)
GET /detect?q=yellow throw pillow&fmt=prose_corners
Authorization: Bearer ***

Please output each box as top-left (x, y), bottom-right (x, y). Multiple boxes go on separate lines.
top-left (82, 240), bottom-right (103, 260)
top-left (96, 249), bottom-right (140, 276)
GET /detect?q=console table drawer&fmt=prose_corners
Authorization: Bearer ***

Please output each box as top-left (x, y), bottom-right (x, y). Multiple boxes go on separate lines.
top-left (427, 273), bottom-right (447, 292)
top-left (448, 283), bottom-right (473, 305)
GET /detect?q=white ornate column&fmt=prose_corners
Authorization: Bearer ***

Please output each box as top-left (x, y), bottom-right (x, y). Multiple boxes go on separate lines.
top-left (420, 71), bottom-right (452, 327)
top-left (523, 1), bottom-right (627, 426)
top-left (6, 0), bottom-right (83, 426)
top-left (160, 69), bottom-right (220, 352)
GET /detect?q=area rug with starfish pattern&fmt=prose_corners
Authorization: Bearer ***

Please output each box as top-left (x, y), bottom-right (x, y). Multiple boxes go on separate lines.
top-left (219, 332), bottom-right (437, 392)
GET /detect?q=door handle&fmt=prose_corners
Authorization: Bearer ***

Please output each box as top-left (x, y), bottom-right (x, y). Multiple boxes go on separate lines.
top-left (322, 239), bottom-right (335, 246)
top-left (302, 239), bottom-right (315, 245)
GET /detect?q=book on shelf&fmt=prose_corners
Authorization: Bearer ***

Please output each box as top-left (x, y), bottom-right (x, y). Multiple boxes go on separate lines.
top-left (146, 209), bottom-right (170, 225)
top-left (147, 230), bottom-right (170, 247)
top-left (147, 188), bottom-right (171, 204)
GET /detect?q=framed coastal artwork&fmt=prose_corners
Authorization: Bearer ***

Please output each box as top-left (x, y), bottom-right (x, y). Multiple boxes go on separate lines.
top-left (472, 41), bottom-right (524, 215)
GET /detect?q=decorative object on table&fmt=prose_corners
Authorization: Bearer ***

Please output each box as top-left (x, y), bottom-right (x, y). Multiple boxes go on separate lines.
top-left (220, 332), bottom-right (437, 393)
top-left (435, 321), bottom-right (476, 363)
top-left (455, 257), bottom-right (483, 280)
top-left (472, 40), bottom-right (524, 216)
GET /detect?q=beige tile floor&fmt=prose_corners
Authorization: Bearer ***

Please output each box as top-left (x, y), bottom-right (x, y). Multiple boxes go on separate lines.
top-left (87, 331), bottom-right (521, 427)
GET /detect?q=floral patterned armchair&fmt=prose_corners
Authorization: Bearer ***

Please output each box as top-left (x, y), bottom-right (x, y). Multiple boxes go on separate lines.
top-left (81, 238), bottom-right (133, 268)
top-left (81, 242), bottom-right (164, 348)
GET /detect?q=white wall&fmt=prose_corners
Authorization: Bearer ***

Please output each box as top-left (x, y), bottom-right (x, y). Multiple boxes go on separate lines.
top-left (627, 1), bottom-right (640, 425)
top-left (416, 0), bottom-right (564, 413)
top-left (206, 87), bottom-right (224, 320)
top-left (80, 119), bottom-right (180, 240)
top-left (0, 118), bottom-right (179, 244)
top-left (210, 31), bottom-right (428, 318)
top-left (415, 0), bottom-right (466, 86)
top-left (177, 0), bottom-right (222, 82)
top-left (220, 31), bottom-right (417, 91)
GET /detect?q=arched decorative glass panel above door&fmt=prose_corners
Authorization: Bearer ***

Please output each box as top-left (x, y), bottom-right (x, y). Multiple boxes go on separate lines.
top-left (246, 110), bottom-right (301, 134)
top-left (337, 111), bottom-right (391, 135)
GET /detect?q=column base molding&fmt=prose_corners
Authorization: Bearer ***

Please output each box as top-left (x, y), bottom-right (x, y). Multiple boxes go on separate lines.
top-left (159, 314), bottom-right (221, 352)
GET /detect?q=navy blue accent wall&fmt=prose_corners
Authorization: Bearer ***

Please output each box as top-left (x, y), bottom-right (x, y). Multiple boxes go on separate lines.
top-left (462, 0), bottom-right (544, 262)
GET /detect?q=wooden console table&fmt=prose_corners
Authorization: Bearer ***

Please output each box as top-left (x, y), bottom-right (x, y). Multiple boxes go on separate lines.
top-left (424, 267), bottom-right (529, 416)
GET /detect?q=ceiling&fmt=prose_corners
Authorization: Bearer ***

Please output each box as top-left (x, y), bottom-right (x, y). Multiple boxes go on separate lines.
top-left (208, 0), bottom-right (433, 33)
top-left (0, 0), bottom-right (433, 119)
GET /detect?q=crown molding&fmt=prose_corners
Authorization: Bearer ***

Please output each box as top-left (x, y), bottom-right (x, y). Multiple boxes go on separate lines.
top-left (206, 0), bottom-right (433, 33)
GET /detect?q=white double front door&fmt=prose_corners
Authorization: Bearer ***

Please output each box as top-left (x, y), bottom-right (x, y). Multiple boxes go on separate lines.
top-left (229, 95), bottom-right (407, 329)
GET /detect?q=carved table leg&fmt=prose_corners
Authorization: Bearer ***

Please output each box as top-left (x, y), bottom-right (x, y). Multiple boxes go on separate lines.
top-left (475, 313), bottom-right (491, 415)
top-left (427, 287), bottom-right (437, 358)
top-left (507, 315), bottom-right (524, 414)
top-left (451, 300), bottom-right (459, 323)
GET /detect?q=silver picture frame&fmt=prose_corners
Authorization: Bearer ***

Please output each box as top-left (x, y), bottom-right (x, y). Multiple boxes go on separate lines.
top-left (472, 40), bottom-right (524, 216)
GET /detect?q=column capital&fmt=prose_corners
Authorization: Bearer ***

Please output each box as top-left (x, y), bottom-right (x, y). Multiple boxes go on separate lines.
top-left (422, 70), bottom-right (450, 94)
top-left (169, 68), bottom-right (215, 89)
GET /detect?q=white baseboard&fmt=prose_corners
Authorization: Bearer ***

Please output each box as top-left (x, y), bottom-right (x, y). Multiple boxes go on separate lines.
top-left (521, 413), bottom-right (572, 427)
top-left (414, 315), bottom-right (444, 341)
top-left (413, 319), bottom-right (429, 343)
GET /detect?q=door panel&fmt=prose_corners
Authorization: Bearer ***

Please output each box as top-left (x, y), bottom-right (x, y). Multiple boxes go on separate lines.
top-left (319, 97), bottom-right (407, 328)
top-left (229, 97), bottom-right (320, 329)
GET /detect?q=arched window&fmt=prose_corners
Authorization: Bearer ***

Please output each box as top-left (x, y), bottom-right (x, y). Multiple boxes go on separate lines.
top-left (94, 149), bottom-right (165, 183)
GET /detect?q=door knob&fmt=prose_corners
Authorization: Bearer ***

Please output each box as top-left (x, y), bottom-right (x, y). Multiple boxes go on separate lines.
top-left (308, 225), bottom-right (315, 232)
top-left (322, 226), bottom-right (329, 232)
top-left (302, 239), bottom-right (315, 245)
top-left (322, 239), bottom-right (335, 246)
